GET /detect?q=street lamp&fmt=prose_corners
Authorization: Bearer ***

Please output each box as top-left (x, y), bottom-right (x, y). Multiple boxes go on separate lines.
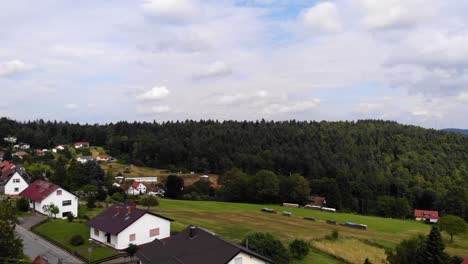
top-left (88, 239), bottom-right (93, 264)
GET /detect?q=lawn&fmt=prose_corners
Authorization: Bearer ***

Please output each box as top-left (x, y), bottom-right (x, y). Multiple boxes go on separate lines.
top-left (34, 219), bottom-right (119, 263)
top-left (150, 199), bottom-right (468, 264)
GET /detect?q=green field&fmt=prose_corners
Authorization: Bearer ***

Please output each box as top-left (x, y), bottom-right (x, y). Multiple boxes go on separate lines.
top-left (151, 199), bottom-right (468, 264)
top-left (34, 219), bottom-right (119, 262)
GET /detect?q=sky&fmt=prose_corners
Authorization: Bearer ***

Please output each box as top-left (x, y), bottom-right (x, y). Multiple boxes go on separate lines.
top-left (1, 0), bottom-right (468, 128)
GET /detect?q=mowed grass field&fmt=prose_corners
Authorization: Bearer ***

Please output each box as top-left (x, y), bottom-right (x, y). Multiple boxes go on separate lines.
top-left (100, 163), bottom-right (219, 186)
top-left (151, 199), bottom-right (468, 264)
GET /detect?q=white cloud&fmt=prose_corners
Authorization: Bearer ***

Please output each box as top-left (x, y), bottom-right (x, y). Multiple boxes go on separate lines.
top-left (65, 103), bottom-right (78, 110)
top-left (138, 105), bottom-right (171, 113)
top-left (302, 2), bottom-right (342, 33)
top-left (356, 0), bottom-right (437, 30)
top-left (137, 86), bottom-right (170, 101)
top-left (141, 0), bottom-right (198, 24)
top-left (194, 61), bottom-right (232, 79)
top-left (0, 60), bottom-right (33, 77)
top-left (216, 90), bottom-right (269, 105)
top-left (262, 99), bottom-right (320, 115)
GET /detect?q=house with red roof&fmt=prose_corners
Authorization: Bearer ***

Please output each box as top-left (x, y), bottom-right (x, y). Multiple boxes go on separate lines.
top-left (52, 145), bottom-right (67, 153)
top-left (0, 161), bottom-right (30, 195)
top-left (20, 180), bottom-right (78, 219)
top-left (87, 203), bottom-right (173, 250)
top-left (96, 154), bottom-right (111, 162)
top-left (414, 209), bottom-right (440, 223)
top-left (13, 151), bottom-right (29, 159)
top-left (32, 256), bottom-right (49, 264)
top-left (126, 181), bottom-right (147, 196)
top-left (74, 142), bottom-right (90, 149)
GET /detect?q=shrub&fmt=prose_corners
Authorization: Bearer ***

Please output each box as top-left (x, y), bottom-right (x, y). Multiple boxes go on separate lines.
top-left (70, 235), bottom-right (84, 246)
top-left (289, 239), bottom-right (310, 260)
top-left (241, 232), bottom-right (289, 264)
top-left (87, 195), bottom-right (96, 209)
top-left (326, 230), bottom-right (339, 241)
top-left (16, 197), bottom-right (30, 212)
top-left (67, 213), bottom-right (74, 222)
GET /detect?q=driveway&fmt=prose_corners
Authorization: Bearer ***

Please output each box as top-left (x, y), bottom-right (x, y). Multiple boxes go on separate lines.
top-left (15, 214), bottom-right (85, 264)
top-left (18, 213), bottom-right (47, 229)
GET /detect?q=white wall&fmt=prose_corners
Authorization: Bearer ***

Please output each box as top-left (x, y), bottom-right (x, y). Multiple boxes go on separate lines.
top-left (126, 184), bottom-right (146, 196)
top-left (112, 213), bottom-right (170, 250)
top-left (31, 188), bottom-right (78, 219)
top-left (4, 172), bottom-right (29, 195)
top-left (90, 227), bottom-right (118, 247)
top-left (228, 252), bottom-right (269, 264)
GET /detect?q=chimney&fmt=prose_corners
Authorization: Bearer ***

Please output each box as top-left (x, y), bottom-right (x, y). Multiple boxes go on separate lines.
top-left (115, 206), bottom-right (120, 216)
top-left (189, 226), bottom-right (196, 238)
top-left (127, 206), bottom-right (132, 215)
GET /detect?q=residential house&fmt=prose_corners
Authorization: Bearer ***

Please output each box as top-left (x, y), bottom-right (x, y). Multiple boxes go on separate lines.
top-left (96, 155), bottom-right (111, 162)
top-left (13, 151), bottom-right (29, 159)
top-left (414, 209), bottom-right (440, 223)
top-left (77, 156), bottom-right (93, 164)
top-left (52, 145), bottom-right (67, 153)
top-left (32, 256), bottom-right (49, 264)
top-left (0, 161), bottom-right (30, 195)
top-left (35, 149), bottom-right (46, 156)
top-left (87, 203), bottom-right (173, 250)
top-left (3, 136), bottom-right (17, 143)
top-left (136, 226), bottom-right (273, 264)
top-left (74, 142), bottom-right (90, 149)
top-left (309, 196), bottom-right (327, 207)
top-left (19, 180), bottom-right (78, 219)
top-left (126, 181), bottom-right (147, 195)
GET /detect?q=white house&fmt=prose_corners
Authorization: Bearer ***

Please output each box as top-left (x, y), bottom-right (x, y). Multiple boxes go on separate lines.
top-left (19, 180), bottom-right (78, 219)
top-left (0, 162), bottom-right (30, 195)
top-left (52, 145), bottom-right (66, 153)
top-left (126, 181), bottom-right (147, 195)
top-left (136, 226), bottom-right (272, 264)
top-left (74, 142), bottom-right (90, 149)
top-left (87, 204), bottom-right (173, 250)
top-left (3, 136), bottom-right (17, 143)
top-left (77, 156), bottom-right (93, 164)
top-left (96, 155), bottom-right (111, 162)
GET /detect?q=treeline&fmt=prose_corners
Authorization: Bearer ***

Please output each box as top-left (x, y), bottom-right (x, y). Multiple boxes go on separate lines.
top-left (2, 118), bottom-right (468, 219)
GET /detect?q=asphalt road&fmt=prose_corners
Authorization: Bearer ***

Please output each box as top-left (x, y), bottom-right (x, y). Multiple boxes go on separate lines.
top-left (15, 224), bottom-right (85, 264)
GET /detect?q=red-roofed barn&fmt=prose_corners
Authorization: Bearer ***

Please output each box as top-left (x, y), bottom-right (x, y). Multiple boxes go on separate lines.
top-left (20, 180), bottom-right (78, 219)
top-left (414, 209), bottom-right (440, 223)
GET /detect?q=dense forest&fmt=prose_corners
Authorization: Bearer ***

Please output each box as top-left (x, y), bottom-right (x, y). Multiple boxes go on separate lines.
top-left (2, 118), bottom-right (468, 220)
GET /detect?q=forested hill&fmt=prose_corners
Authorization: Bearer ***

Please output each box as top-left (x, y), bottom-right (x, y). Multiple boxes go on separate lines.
top-left (443, 128), bottom-right (468, 135)
top-left (2, 118), bottom-right (468, 218)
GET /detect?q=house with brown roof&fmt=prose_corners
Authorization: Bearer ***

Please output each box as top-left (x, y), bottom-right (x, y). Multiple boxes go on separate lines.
top-left (74, 142), bottom-right (90, 149)
top-left (0, 161), bottom-right (30, 195)
top-left (136, 226), bottom-right (273, 264)
top-left (87, 203), bottom-right (173, 250)
top-left (20, 180), bottom-right (78, 219)
top-left (414, 209), bottom-right (440, 223)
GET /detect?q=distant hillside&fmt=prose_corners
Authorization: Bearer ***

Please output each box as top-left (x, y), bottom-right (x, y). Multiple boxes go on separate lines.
top-left (443, 128), bottom-right (468, 135)
top-left (2, 118), bottom-right (468, 220)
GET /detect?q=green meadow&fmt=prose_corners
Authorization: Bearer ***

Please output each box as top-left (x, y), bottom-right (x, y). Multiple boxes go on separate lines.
top-left (152, 199), bottom-right (468, 264)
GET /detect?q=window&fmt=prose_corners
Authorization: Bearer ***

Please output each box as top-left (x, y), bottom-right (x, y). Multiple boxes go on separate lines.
top-left (129, 234), bottom-right (136, 242)
top-left (94, 229), bottom-right (99, 236)
top-left (149, 228), bottom-right (160, 237)
top-left (13, 179), bottom-right (20, 183)
top-left (234, 257), bottom-right (243, 264)
top-left (62, 212), bottom-right (70, 218)
top-left (56, 190), bottom-right (62, 196)
top-left (62, 200), bottom-right (72, 206)
top-left (14, 188), bottom-right (19, 192)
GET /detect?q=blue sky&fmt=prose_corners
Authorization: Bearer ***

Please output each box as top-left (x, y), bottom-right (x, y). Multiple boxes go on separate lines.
top-left (1, 0), bottom-right (468, 128)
